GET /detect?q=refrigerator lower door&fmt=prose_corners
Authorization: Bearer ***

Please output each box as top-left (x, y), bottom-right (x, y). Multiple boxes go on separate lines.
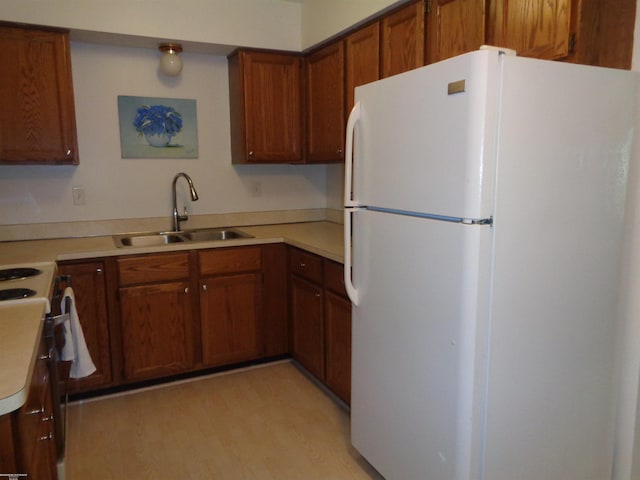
top-left (351, 209), bottom-right (491, 480)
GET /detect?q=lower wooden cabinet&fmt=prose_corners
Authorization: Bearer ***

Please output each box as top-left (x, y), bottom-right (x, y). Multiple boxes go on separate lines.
top-left (291, 275), bottom-right (325, 379)
top-left (0, 333), bottom-right (58, 479)
top-left (57, 261), bottom-right (112, 393)
top-left (119, 280), bottom-right (195, 381)
top-left (57, 244), bottom-right (348, 402)
top-left (199, 247), bottom-right (263, 366)
top-left (289, 247), bottom-right (352, 404)
top-left (117, 252), bottom-right (195, 382)
top-left (323, 265), bottom-right (352, 404)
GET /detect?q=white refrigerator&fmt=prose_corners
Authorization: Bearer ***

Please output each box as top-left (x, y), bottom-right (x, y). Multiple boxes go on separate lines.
top-left (343, 48), bottom-right (639, 480)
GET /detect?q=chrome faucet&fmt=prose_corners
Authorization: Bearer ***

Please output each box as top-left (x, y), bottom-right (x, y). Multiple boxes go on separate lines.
top-left (172, 172), bottom-right (199, 232)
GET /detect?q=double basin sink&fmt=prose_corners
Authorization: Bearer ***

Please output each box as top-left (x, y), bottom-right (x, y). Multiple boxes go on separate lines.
top-left (113, 227), bottom-right (253, 248)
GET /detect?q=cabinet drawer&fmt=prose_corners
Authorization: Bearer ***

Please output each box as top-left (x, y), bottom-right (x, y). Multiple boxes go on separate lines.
top-left (324, 260), bottom-right (348, 298)
top-left (199, 247), bottom-right (261, 276)
top-left (117, 253), bottom-right (190, 286)
top-left (289, 248), bottom-right (323, 284)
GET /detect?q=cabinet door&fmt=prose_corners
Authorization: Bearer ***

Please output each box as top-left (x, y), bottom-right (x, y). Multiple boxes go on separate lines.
top-left (119, 281), bottom-right (194, 381)
top-left (0, 26), bottom-right (78, 164)
top-left (381, 0), bottom-right (425, 78)
top-left (305, 41), bottom-right (345, 163)
top-left (426, 0), bottom-right (485, 64)
top-left (290, 276), bottom-right (324, 379)
top-left (324, 291), bottom-right (352, 405)
top-left (58, 262), bottom-right (112, 393)
top-left (229, 50), bottom-right (303, 164)
top-left (345, 22), bottom-right (380, 113)
top-left (200, 273), bottom-right (262, 366)
top-left (487, 0), bottom-right (571, 60)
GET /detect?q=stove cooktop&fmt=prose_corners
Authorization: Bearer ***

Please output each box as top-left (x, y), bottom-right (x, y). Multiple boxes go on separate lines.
top-left (0, 288), bottom-right (37, 301)
top-left (0, 267), bottom-right (43, 282)
top-left (0, 262), bottom-right (56, 311)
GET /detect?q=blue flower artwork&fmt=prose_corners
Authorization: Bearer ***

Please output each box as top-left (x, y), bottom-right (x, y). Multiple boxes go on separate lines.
top-left (118, 96), bottom-right (198, 158)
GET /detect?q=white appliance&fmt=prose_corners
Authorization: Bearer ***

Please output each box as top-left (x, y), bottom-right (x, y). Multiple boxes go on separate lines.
top-left (343, 48), bottom-right (639, 480)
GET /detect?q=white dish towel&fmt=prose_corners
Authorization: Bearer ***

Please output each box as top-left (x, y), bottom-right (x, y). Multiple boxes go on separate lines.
top-left (60, 287), bottom-right (97, 378)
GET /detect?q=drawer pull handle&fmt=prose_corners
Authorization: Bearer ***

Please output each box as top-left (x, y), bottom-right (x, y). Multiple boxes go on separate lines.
top-left (26, 407), bottom-right (45, 416)
top-left (40, 432), bottom-right (53, 441)
top-left (42, 414), bottom-right (54, 422)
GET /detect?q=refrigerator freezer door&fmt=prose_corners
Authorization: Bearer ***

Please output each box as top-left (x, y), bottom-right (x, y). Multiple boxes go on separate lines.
top-left (481, 56), bottom-right (639, 480)
top-left (351, 50), bottom-right (500, 220)
top-left (351, 209), bottom-right (492, 480)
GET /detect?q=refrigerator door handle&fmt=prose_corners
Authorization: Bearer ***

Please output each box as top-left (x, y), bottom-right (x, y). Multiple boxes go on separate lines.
top-left (344, 101), bottom-right (362, 306)
top-left (344, 101), bottom-right (361, 208)
top-left (344, 206), bottom-right (359, 306)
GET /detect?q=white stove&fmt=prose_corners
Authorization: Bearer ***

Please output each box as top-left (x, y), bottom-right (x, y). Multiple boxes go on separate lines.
top-left (0, 261), bottom-right (57, 312)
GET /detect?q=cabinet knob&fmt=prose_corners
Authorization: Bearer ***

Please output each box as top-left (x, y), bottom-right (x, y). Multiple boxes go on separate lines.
top-left (202, 284), bottom-right (208, 291)
top-left (184, 287), bottom-right (189, 294)
top-left (248, 151), bottom-right (254, 157)
top-left (337, 148), bottom-right (343, 155)
top-left (300, 263), bottom-right (306, 268)
top-left (66, 149), bottom-right (72, 156)
top-left (96, 268), bottom-right (103, 274)
top-left (315, 292), bottom-right (321, 298)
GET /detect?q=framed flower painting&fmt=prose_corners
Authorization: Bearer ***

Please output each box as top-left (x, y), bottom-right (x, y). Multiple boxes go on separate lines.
top-left (117, 95), bottom-right (198, 158)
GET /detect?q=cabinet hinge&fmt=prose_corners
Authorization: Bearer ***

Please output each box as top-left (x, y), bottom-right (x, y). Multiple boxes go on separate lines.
top-left (569, 33), bottom-right (577, 54)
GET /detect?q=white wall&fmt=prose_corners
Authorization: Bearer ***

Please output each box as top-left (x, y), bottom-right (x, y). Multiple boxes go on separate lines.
top-left (0, 0), bottom-right (302, 53)
top-left (0, 42), bottom-right (328, 225)
top-left (299, 0), bottom-right (407, 49)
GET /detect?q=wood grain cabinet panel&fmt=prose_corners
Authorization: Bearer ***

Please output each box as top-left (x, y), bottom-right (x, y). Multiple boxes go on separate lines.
top-left (305, 40), bottom-right (345, 163)
top-left (57, 261), bottom-right (112, 393)
top-left (426, 0), bottom-right (485, 64)
top-left (200, 273), bottom-right (262, 366)
top-left (0, 25), bottom-right (78, 165)
top-left (381, 0), bottom-right (425, 78)
top-left (228, 49), bottom-right (304, 163)
top-left (198, 247), bottom-right (264, 367)
top-left (324, 291), bottom-right (352, 404)
top-left (290, 275), bottom-right (325, 380)
top-left (119, 281), bottom-right (195, 381)
top-left (345, 22), bottom-right (380, 113)
top-left (488, 0), bottom-right (571, 60)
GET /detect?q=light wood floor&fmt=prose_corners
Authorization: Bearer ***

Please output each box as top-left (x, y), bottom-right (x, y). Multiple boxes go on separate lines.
top-left (66, 361), bottom-right (384, 479)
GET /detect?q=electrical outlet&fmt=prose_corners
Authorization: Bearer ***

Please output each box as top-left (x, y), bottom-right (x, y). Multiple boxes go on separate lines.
top-left (72, 186), bottom-right (86, 205)
top-left (251, 181), bottom-right (262, 197)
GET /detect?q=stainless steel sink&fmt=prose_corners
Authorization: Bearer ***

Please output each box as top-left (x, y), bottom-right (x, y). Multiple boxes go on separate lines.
top-left (183, 228), bottom-right (251, 242)
top-left (115, 233), bottom-right (185, 248)
top-left (113, 228), bottom-right (253, 248)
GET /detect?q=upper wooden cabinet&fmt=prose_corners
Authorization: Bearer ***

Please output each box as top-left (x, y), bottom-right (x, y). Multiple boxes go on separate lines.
top-left (485, 0), bottom-right (635, 68)
top-left (381, 0), bottom-right (425, 78)
top-left (345, 22), bottom-right (380, 113)
top-left (0, 25), bottom-right (79, 165)
top-left (305, 41), bottom-right (345, 163)
top-left (426, 0), bottom-right (485, 64)
top-left (487, 0), bottom-right (570, 60)
top-left (228, 49), bottom-right (304, 164)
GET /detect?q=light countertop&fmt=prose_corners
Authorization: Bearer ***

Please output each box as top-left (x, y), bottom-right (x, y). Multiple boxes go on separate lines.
top-left (0, 221), bottom-right (344, 415)
top-left (0, 221), bottom-right (345, 264)
top-left (0, 300), bottom-right (48, 416)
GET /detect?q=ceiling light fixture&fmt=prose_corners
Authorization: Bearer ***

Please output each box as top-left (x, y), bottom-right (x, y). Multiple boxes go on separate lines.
top-left (159, 43), bottom-right (183, 76)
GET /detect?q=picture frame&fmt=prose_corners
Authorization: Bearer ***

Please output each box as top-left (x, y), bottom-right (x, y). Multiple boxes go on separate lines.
top-left (117, 95), bottom-right (199, 158)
